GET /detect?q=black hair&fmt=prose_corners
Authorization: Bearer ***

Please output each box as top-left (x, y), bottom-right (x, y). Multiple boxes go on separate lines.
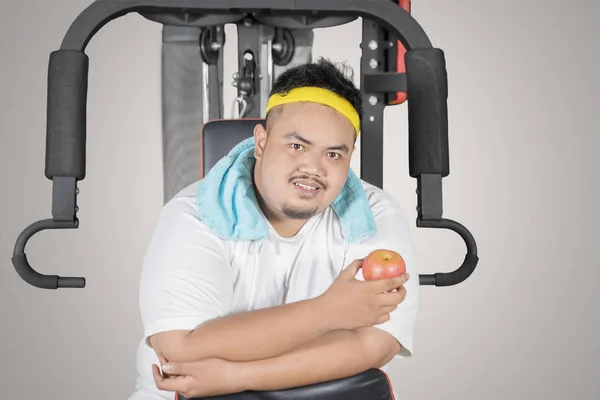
top-left (266, 58), bottom-right (363, 128)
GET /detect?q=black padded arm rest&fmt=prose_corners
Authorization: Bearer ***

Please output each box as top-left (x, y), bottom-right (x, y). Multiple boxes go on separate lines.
top-left (201, 119), bottom-right (265, 176)
top-left (178, 368), bottom-right (393, 400)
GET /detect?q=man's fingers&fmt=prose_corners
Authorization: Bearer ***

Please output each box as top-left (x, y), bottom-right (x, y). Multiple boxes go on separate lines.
top-left (381, 286), bottom-right (407, 306)
top-left (342, 259), bottom-right (363, 277)
top-left (152, 364), bottom-right (179, 391)
top-left (380, 304), bottom-right (398, 314)
top-left (152, 364), bottom-right (193, 394)
top-left (373, 273), bottom-right (410, 292)
top-left (157, 353), bottom-right (169, 367)
top-left (161, 361), bottom-right (190, 376)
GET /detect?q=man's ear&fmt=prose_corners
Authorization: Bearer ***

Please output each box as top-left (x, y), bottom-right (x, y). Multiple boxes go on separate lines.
top-left (254, 123), bottom-right (268, 160)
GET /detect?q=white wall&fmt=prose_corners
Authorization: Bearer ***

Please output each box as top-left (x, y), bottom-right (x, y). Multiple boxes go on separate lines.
top-left (1, 0), bottom-right (598, 399)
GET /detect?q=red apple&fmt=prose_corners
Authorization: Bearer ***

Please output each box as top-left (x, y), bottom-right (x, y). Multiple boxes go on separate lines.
top-left (362, 249), bottom-right (406, 281)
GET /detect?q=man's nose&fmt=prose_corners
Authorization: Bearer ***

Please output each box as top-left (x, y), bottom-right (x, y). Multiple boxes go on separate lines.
top-left (298, 151), bottom-right (325, 176)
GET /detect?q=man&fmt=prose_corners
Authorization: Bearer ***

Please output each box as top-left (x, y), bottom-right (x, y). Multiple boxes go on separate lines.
top-left (128, 58), bottom-right (419, 400)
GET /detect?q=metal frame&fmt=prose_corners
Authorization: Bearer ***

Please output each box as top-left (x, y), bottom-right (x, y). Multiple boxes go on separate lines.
top-left (11, 0), bottom-right (478, 291)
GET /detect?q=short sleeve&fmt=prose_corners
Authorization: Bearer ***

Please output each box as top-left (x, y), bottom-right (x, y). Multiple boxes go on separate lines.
top-left (138, 195), bottom-right (234, 342)
top-left (343, 190), bottom-right (420, 359)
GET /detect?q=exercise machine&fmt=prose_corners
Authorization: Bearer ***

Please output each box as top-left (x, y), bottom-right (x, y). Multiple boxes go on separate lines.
top-left (11, 0), bottom-right (479, 398)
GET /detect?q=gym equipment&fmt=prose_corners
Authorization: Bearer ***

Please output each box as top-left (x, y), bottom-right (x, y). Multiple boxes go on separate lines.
top-left (12, 0), bottom-right (479, 290)
top-left (11, 0), bottom-right (479, 398)
top-left (176, 367), bottom-right (395, 400)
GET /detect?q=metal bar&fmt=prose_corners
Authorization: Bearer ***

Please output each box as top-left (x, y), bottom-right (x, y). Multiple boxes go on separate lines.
top-left (59, 0), bottom-right (432, 52)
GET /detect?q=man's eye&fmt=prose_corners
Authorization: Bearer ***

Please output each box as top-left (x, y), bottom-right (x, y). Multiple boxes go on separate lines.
top-left (328, 152), bottom-right (340, 159)
top-left (291, 144), bottom-right (304, 150)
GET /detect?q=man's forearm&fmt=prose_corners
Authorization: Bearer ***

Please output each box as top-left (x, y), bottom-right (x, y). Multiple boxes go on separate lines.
top-left (236, 327), bottom-right (400, 392)
top-left (179, 297), bottom-right (337, 363)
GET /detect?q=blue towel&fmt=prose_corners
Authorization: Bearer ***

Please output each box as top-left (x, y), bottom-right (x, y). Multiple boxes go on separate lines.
top-left (195, 137), bottom-right (377, 243)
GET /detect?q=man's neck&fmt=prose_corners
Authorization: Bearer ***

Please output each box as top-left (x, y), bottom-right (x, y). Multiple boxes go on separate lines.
top-left (256, 194), bottom-right (309, 238)
top-left (269, 217), bottom-right (310, 238)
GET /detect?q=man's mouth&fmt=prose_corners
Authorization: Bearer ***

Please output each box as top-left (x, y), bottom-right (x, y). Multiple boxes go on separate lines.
top-left (295, 182), bottom-right (319, 191)
top-left (292, 180), bottom-right (323, 197)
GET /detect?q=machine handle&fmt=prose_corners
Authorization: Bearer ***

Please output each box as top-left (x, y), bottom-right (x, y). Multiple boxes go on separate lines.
top-left (404, 46), bottom-right (479, 287)
top-left (418, 218), bottom-right (478, 286)
top-left (12, 219), bottom-right (86, 289)
top-left (11, 48), bottom-right (88, 289)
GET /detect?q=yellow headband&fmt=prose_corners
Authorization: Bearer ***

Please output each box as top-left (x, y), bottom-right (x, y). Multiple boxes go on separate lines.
top-left (266, 87), bottom-right (360, 135)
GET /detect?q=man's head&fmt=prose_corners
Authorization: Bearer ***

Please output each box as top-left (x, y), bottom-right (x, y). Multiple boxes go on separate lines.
top-left (252, 58), bottom-right (362, 234)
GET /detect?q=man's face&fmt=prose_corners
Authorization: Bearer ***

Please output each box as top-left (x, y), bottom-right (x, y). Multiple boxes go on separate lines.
top-left (253, 101), bottom-right (356, 223)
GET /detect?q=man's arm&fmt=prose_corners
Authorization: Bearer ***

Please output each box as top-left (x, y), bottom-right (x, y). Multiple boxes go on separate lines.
top-left (342, 189), bottom-right (420, 360)
top-left (150, 296), bottom-right (336, 364)
top-left (143, 197), bottom-right (362, 365)
top-left (237, 327), bottom-right (400, 391)
top-left (145, 190), bottom-right (413, 366)
top-left (150, 257), bottom-right (406, 364)
top-left (154, 326), bottom-right (402, 397)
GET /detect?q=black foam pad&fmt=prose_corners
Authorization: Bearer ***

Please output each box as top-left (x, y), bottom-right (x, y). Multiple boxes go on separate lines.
top-left (179, 368), bottom-right (393, 400)
top-left (201, 119), bottom-right (265, 176)
top-left (405, 48), bottom-right (450, 178)
top-left (45, 49), bottom-right (89, 180)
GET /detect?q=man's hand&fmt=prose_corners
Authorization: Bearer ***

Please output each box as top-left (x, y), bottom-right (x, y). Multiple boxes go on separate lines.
top-left (316, 259), bottom-right (410, 330)
top-left (152, 353), bottom-right (245, 398)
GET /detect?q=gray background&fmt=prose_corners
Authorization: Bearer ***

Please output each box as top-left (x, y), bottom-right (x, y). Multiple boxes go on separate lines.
top-left (1, 0), bottom-right (599, 399)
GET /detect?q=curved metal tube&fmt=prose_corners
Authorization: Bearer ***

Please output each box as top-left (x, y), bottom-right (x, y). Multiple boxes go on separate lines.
top-left (58, 0), bottom-right (432, 52)
top-left (417, 218), bottom-right (479, 286)
top-left (12, 218), bottom-right (86, 289)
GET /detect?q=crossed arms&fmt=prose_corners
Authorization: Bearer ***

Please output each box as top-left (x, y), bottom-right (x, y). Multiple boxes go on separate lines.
top-left (149, 287), bottom-right (406, 396)
top-left (140, 197), bottom-right (418, 397)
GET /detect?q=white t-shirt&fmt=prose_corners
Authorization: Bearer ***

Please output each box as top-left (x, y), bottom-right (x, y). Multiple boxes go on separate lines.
top-left (128, 179), bottom-right (419, 400)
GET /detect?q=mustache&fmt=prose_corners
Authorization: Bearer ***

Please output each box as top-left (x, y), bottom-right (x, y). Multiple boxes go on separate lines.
top-left (290, 175), bottom-right (326, 189)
